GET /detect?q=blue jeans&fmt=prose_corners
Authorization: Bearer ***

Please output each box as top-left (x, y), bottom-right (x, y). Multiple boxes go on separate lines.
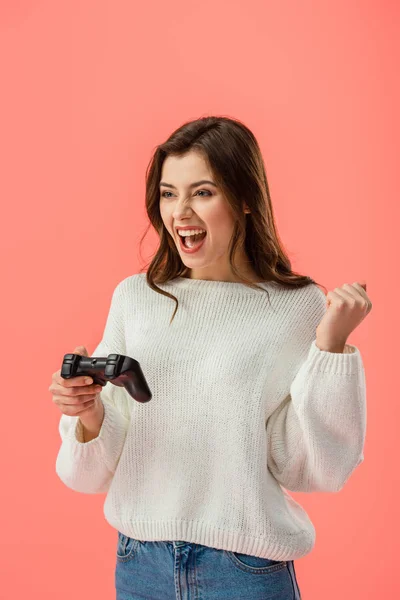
top-left (115, 532), bottom-right (302, 599)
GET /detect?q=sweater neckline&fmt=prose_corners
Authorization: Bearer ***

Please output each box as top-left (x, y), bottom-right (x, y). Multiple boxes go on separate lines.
top-left (169, 276), bottom-right (280, 293)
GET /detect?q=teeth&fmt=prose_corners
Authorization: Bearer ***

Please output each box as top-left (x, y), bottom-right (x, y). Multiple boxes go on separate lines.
top-left (177, 229), bottom-right (206, 237)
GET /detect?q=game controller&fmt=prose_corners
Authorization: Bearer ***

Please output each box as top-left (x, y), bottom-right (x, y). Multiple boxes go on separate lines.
top-left (61, 353), bottom-right (152, 403)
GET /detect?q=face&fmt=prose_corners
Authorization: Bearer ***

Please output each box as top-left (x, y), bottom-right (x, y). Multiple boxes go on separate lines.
top-left (159, 150), bottom-right (248, 281)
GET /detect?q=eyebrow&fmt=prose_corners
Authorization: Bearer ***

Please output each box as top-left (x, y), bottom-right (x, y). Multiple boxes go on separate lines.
top-left (159, 180), bottom-right (217, 189)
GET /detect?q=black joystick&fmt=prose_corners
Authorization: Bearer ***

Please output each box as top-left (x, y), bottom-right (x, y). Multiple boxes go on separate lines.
top-left (61, 353), bottom-right (152, 403)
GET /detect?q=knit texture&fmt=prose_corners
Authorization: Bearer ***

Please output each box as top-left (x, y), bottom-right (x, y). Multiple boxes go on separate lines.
top-left (56, 273), bottom-right (367, 560)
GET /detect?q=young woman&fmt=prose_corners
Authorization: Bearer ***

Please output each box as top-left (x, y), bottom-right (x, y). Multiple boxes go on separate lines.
top-left (53, 116), bottom-right (370, 599)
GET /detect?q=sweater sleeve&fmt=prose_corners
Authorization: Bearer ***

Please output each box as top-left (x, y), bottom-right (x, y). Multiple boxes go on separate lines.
top-left (55, 280), bottom-right (132, 494)
top-left (266, 288), bottom-right (367, 494)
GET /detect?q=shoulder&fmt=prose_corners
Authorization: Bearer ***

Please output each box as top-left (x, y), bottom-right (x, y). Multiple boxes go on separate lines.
top-left (273, 282), bottom-right (326, 311)
top-left (111, 272), bottom-right (147, 301)
top-left (293, 283), bottom-right (327, 337)
top-left (277, 282), bottom-right (326, 330)
top-left (114, 272), bottom-right (145, 290)
top-left (274, 283), bottom-right (327, 352)
top-left (296, 282), bottom-right (326, 318)
top-left (301, 282), bottom-right (326, 308)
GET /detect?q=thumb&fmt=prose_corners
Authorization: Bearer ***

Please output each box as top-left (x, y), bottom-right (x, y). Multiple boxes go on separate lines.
top-left (74, 345), bottom-right (89, 356)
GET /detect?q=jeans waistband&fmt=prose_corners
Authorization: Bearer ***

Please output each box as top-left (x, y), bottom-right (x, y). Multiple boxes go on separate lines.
top-left (172, 540), bottom-right (190, 548)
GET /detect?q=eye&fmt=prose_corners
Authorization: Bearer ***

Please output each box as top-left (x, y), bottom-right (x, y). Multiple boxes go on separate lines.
top-left (160, 189), bottom-right (211, 198)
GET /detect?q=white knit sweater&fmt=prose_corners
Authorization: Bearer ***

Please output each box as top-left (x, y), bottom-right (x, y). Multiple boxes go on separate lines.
top-left (55, 273), bottom-right (366, 560)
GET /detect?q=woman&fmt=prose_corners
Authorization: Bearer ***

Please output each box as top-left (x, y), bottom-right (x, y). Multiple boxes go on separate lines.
top-left (53, 116), bottom-right (370, 599)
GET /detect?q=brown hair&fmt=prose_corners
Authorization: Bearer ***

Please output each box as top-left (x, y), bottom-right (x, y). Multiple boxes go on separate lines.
top-left (138, 115), bottom-right (327, 325)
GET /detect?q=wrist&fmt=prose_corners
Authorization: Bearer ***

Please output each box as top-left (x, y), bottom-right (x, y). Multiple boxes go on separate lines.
top-left (316, 339), bottom-right (346, 353)
top-left (79, 400), bottom-right (105, 435)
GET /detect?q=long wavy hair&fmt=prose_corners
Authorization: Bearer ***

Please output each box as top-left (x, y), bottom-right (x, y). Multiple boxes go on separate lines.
top-left (138, 115), bottom-right (326, 325)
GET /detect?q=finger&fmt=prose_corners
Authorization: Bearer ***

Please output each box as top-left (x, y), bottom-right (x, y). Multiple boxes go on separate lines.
top-left (351, 282), bottom-right (372, 311)
top-left (340, 283), bottom-right (368, 303)
top-left (60, 399), bottom-right (96, 416)
top-left (55, 393), bottom-right (98, 406)
top-left (329, 287), bottom-right (357, 303)
top-left (53, 372), bottom-right (93, 387)
top-left (74, 345), bottom-right (89, 356)
top-left (55, 383), bottom-right (102, 397)
top-left (351, 282), bottom-right (370, 301)
top-left (76, 400), bottom-right (96, 414)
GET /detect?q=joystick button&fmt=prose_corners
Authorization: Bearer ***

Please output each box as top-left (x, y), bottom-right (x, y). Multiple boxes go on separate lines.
top-left (105, 364), bottom-right (116, 377)
top-left (63, 364), bottom-right (72, 375)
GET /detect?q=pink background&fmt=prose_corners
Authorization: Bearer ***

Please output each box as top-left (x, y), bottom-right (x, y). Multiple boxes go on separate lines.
top-left (0, 1), bottom-right (397, 598)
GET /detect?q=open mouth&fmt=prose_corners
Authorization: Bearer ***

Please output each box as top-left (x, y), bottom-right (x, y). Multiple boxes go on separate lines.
top-left (177, 231), bottom-right (207, 253)
top-left (180, 231), bottom-right (207, 248)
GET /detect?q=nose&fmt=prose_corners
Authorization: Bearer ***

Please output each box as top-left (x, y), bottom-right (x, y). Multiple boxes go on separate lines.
top-left (172, 201), bottom-right (193, 220)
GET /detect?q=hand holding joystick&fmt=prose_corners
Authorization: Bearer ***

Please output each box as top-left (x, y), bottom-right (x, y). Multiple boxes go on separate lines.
top-left (61, 352), bottom-right (152, 403)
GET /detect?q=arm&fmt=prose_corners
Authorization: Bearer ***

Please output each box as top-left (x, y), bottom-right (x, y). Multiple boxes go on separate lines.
top-left (80, 402), bottom-right (105, 443)
top-left (55, 280), bottom-right (132, 494)
top-left (266, 290), bottom-right (367, 494)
